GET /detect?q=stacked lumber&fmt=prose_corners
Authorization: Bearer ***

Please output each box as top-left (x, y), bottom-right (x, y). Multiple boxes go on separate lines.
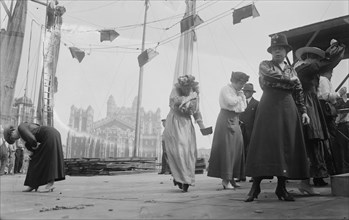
top-left (64, 157), bottom-right (157, 176)
top-left (64, 157), bottom-right (206, 176)
top-left (195, 158), bottom-right (206, 174)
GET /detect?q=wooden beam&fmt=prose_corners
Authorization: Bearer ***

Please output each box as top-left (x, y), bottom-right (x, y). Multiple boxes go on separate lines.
top-left (30, 0), bottom-right (47, 6)
top-left (0, 0), bottom-right (11, 17)
top-left (305, 30), bottom-right (320, 47)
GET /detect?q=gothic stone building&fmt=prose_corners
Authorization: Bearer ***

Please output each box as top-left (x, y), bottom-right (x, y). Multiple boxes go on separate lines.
top-left (66, 96), bottom-right (162, 159)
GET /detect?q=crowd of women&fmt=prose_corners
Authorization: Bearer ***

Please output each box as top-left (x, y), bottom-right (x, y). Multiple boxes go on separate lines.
top-left (1, 33), bottom-right (347, 202)
top-left (162, 33), bottom-right (348, 202)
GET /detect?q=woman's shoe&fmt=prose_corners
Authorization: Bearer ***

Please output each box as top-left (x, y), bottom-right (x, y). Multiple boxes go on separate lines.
top-left (230, 180), bottom-right (241, 188)
top-left (42, 186), bottom-right (55, 192)
top-left (245, 185), bottom-right (261, 202)
top-left (182, 184), bottom-right (189, 192)
top-left (42, 182), bottom-right (55, 192)
top-left (222, 180), bottom-right (235, 189)
top-left (245, 177), bottom-right (263, 202)
top-left (275, 187), bottom-right (295, 201)
top-left (173, 179), bottom-right (183, 190)
top-left (22, 187), bottom-right (38, 192)
top-left (313, 178), bottom-right (328, 187)
top-left (298, 185), bottom-right (320, 196)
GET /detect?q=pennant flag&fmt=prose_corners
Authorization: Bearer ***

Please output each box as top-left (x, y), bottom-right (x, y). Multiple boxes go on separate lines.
top-left (233, 4), bottom-right (260, 25)
top-left (99, 29), bottom-right (119, 42)
top-left (69, 47), bottom-right (85, 63)
top-left (137, 48), bottom-right (159, 67)
top-left (180, 14), bottom-right (204, 33)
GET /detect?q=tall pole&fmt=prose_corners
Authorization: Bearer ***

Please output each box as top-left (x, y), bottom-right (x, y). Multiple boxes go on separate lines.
top-left (133, 0), bottom-right (149, 157)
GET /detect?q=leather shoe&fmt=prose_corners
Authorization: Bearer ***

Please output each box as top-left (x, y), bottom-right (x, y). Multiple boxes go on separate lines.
top-left (22, 187), bottom-right (38, 192)
top-left (222, 180), bottom-right (235, 189)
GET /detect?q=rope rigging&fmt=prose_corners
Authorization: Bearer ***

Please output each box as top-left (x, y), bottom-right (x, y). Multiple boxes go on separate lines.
top-left (23, 0), bottom-right (250, 54)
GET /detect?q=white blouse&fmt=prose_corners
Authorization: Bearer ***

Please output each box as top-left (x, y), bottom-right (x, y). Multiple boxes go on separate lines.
top-left (219, 84), bottom-right (247, 113)
top-left (318, 76), bottom-right (339, 104)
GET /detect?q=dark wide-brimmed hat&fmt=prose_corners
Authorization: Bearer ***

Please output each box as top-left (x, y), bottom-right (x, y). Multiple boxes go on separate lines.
top-left (3, 125), bottom-right (15, 144)
top-left (242, 83), bottom-right (256, 93)
top-left (295, 47), bottom-right (325, 60)
top-left (267, 34), bottom-right (292, 54)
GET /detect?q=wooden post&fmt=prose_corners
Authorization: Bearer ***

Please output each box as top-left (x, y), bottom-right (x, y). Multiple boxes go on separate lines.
top-left (134, 0), bottom-right (149, 158)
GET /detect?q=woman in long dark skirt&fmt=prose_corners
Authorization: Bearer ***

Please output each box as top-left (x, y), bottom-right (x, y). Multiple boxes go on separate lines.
top-left (294, 46), bottom-right (330, 194)
top-left (245, 34), bottom-right (310, 202)
top-left (207, 71), bottom-right (249, 190)
top-left (4, 122), bottom-right (65, 192)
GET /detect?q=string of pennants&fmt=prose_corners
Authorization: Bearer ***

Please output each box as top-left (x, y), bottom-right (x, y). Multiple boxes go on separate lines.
top-left (68, 3), bottom-right (259, 65)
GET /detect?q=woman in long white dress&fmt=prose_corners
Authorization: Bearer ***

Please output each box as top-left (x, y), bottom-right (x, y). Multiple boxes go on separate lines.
top-left (163, 75), bottom-right (206, 192)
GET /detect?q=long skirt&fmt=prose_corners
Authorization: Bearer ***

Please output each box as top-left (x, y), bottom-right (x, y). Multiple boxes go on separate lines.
top-left (305, 139), bottom-right (328, 178)
top-left (207, 109), bottom-right (244, 180)
top-left (24, 126), bottom-right (65, 188)
top-left (245, 88), bottom-right (309, 179)
top-left (333, 122), bottom-right (349, 174)
top-left (163, 110), bottom-right (197, 185)
top-left (303, 91), bottom-right (328, 178)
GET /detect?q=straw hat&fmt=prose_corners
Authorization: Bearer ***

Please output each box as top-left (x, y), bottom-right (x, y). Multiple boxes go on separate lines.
top-left (295, 47), bottom-right (325, 60)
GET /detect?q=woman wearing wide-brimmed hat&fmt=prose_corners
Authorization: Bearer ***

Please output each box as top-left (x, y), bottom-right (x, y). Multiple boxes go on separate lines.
top-left (3, 122), bottom-right (65, 192)
top-left (163, 74), bottom-right (207, 192)
top-left (318, 39), bottom-right (347, 176)
top-left (245, 34), bottom-right (310, 202)
top-left (294, 46), bottom-right (329, 193)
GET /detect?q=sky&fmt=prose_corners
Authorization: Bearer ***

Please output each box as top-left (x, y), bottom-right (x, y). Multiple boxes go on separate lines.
top-left (1, 0), bottom-right (349, 149)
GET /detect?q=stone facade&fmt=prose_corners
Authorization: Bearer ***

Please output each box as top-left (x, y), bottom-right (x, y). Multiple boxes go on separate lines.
top-left (66, 96), bottom-right (162, 159)
top-left (9, 95), bottom-right (35, 125)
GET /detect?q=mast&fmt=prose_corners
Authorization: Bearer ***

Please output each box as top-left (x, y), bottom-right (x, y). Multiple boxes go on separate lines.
top-left (36, 0), bottom-right (65, 126)
top-left (173, 0), bottom-right (196, 83)
top-left (133, 0), bottom-right (149, 157)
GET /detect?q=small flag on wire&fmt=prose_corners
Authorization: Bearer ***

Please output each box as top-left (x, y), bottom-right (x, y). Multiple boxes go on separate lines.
top-left (232, 4), bottom-right (260, 25)
top-left (137, 49), bottom-right (159, 67)
top-left (69, 47), bottom-right (85, 63)
top-left (180, 14), bottom-right (204, 33)
top-left (99, 29), bottom-right (119, 42)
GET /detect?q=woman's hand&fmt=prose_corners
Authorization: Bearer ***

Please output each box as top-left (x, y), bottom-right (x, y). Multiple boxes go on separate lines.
top-left (338, 87), bottom-right (347, 97)
top-left (197, 120), bottom-right (205, 129)
top-left (32, 144), bottom-right (39, 150)
top-left (179, 92), bottom-right (197, 109)
top-left (302, 113), bottom-right (310, 125)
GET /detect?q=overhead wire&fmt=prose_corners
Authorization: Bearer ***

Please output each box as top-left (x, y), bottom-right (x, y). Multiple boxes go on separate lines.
top-left (212, 1), bottom-right (258, 75)
top-left (68, 1), bottom-right (122, 14)
top-left (94, 2), bottom-right (148, 119)
top-left (56, 1), bottom-right (245, 53)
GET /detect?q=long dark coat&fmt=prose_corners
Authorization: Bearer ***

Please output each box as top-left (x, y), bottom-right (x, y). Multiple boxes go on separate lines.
top-left (239, 97), bottom-right (259, 157)
top-left (296, 62), bottom-right (329, 178)
top-left (245, 60), bottom-right (309, 179)
top-left (18, 122), bottom-right (65, 188)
